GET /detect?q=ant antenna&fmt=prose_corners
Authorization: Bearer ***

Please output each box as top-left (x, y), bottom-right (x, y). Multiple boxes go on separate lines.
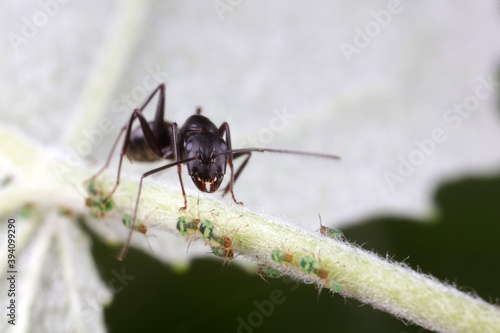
top-left (216, 148), bottom-right (340, 160)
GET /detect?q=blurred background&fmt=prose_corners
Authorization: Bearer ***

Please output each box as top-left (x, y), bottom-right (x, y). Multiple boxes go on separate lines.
top-left (1, 1), bottom-right (499, 332)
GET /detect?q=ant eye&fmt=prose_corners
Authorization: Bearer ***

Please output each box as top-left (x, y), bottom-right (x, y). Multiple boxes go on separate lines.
top-left (185, 141), bottom-right (193, 152)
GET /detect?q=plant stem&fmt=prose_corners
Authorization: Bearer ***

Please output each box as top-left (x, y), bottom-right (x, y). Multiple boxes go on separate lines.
top-left (93, 176), bottom-right (500, 333)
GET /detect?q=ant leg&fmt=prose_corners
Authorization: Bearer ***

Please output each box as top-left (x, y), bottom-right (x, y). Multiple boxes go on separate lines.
top-left (85, 124), bottom-right (127, 184)
top-left (150, 84), bottom-right (166, 140)
top-left (89, 84), bottom-right (168, 203)
top-left (118, 167), bottom-right (151, 260)
top-left (218, 122), bottom-right (243, 205)
top-left (138, 83), bottom-right (165, 119)
top-left (222, 152), bottom-right (251, 197)
top-left (87, 84), bottom-right (167, 184)
top-left (172, 122), bottom-right (188, 210)
top-left (118, 156), bottom-right (198, 260)
top-left (102, 109), bottom-right (163, 202)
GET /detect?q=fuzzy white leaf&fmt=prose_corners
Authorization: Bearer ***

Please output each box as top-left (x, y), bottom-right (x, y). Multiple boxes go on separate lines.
top-left (1, 1), bottom-right (500, 332)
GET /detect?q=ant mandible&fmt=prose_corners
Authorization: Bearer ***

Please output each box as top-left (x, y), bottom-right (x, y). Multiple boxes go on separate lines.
top-left (86, 84), bottom-right (340, 260)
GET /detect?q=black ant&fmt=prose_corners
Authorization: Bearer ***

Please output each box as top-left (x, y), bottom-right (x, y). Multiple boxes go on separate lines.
top-left (86, 84), bottom-right (340, 260)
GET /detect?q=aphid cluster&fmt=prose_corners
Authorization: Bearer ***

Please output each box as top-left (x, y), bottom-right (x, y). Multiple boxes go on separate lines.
top-left (85, 181), bottom-right (115, 218)
top-left (260, 241), bottom-right (342, 293)
top-left (176, 210), bottom-right (241, 265)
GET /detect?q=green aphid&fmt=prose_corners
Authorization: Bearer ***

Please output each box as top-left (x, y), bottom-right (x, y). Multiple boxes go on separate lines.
top-left (85, 197), bottom-right (98, 208)
top-left (214, 234), bottom-right (232, 248)
top-left (271, 249), bottom-right (293, 265)
top-left (318, 214), bottom-right (344, 240)
top-left (198, 219), bottom-right (227, 244)
top-left (211, 247), bottom-right (225, 257)
top-left (100, 196), bottom-right (114, 212)
top-left (321, 227), bottom-right (344, 240)
top-left (300, 255), bottom-right (342, 293)
top-left (121, 214), bottom-right (153, 252)
top-left (211, 246), bottom-right (234, 259)
top-left (122, 214), bottom-right (133, 228)
top-left (327, 279), bottom-right (342, 292)
top-left (85, 180), bottom-right (114, 216)
top-left (87, 181), bottom-right (98, 196)
top-left (300, 256), bottom-right (329, 279)
top-left (122, 214), bottom-right (148, 234)
top-left (300, 255), bottom-right (317, 274)
top-left (176, 217), bottom-right (198, 236)
top-left (198, 219), bottom-right (215, 241)
top-left (257, 266), bottom-right (282, 279)
top-left (86, 196), bottom-right (114, 213)
top-left (19, 204), bottom-right (33, 219)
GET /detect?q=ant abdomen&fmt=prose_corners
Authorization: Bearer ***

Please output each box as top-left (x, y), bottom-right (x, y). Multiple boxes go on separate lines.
top-left (127, 121), bottom-right (173, 162)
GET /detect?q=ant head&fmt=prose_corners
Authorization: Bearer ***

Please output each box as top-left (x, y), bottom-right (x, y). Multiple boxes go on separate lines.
top-left (184, 133), bottom-right (227, 193)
